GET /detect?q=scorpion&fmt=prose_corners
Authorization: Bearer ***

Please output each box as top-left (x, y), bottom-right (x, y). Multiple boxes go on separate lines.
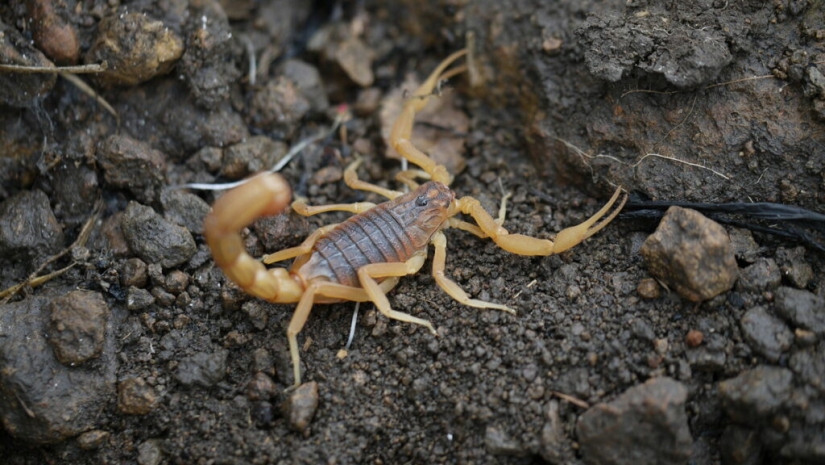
top-left (204, 49), bottom-right (627, 387)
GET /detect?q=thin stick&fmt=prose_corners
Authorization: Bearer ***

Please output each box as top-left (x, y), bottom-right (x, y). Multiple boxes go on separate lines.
top-left (0, 62), bottom-right (108, 74)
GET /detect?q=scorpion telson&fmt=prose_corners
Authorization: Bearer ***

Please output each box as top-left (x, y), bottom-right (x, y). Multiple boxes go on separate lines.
top-left (204, 49), bottom-right (628, 387)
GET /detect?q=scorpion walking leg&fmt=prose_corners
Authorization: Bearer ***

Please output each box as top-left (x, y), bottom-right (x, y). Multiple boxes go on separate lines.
top-left (262, 224), bottom-right (338, 264)
top-left (430, 231), bottom-right (515, 314)
top-left (343, 157), bottom-right (402, 200)
top-left (356, 254), bottom-right (437, 335)
top-left (389, 49), bottom-right (468, 186)
top-left (455, 187), bottom-right (628, 256)
top-left (287, 280), bottom-right (402, 385)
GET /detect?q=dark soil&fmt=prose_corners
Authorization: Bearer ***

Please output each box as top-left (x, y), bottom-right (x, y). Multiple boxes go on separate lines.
top-left (1, 1), bottom-right (824, 464)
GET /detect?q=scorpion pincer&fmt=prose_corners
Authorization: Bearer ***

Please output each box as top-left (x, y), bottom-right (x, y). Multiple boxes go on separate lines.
top-left (204, 49), bottom-right (627, 387)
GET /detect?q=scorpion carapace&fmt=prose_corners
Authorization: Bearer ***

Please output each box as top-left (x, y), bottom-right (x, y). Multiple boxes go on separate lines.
top-left (204, 48), bottom-right (628, 387)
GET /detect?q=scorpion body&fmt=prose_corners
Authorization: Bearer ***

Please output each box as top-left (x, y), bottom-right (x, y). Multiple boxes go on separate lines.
top-left (296, 181), bottom-right (454, 289)
top-left (204, 49), bottom-right (627, 386)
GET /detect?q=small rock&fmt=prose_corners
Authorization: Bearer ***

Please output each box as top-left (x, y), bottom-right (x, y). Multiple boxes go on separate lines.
top-left (636, 277), bottom-right (661, 299)
top-left (118, 377), bottom-right (158, 415)
top-left (686, 333), bottom-right (728, 371)
top-left (137, 439), bottom-right (164, 465)
top-left (242, 301), bottom-right (269, 330)
top-left (121, 202), bottom-right (197, 269)
top-left (47, 290), bottom-right (110, 365)
top-left (95, 212), bottom-right (131, 257)
top-left (788, 344), bottom-right (825, 394)
top-left (86, 9), bottom-right (184, 86)
top-left (774, 287), bottom-right (825, 336)
top-left (282, 59), bottom-right (329, 113)
top-left (776, 246), bottom-right (814, 289)
top-left (122, 258), bottom-right (149, 288)
top-left (252, 401), bottom-right (276, 428)
top-left (720, 425), bottom-right (761, 465)
top-left (247, 372), bottom-right (277, 401)
top-left (127, 287), bottom-right (155, 311)
top-left (0, 293), bottom-right (116, 444)
top-left (26, 0), bottom-right (80, 64)
top-left (251, 213), bottom-right (311, 252)
top-left (164, 270), bottom-right (190, 295)
top-left (308, 23), bottom-right (374, 87)
top-left (485, 424), bottom-right (528, 457)
top-left (736, 258), bottom-right (781, 293)
top-left (283, 381), bottom-right (319, 434)
top-left (0, 19), bottom-right (56, 106)
top-left (718, 366), bottom-right (793, 424)
top-left (175, 350), bottom-right (229, 387)
top-left (539, 400), bottom-right (574, 463)
top-left (221, 136), bottom-right (288, 179)
top-left (576, 377), bottom-right (693, 465)
top-left (77, 429), bottom-right (111, 450)
top-left (251, 348), bottom-right (275, 375)
top-left (740, 306), bottom-right (793, 362)
top-left (249, 77), bottom-right (311, 136)
top-left (0, 189), bottom-right (64, 264)
top-left (728, 227), bottom-right (760, 264)
top-left (353, 87), bottom-right (382, 116)
top-left (685, 329), bottom-right (704, 347)
top-left (178, 1), bottom-right (239, 108)
top-left (51, 163), bottom-right (99, 223)
top-left (161, 189), bottom-right (211, 235)
top-left (97, 135), bottom-right (167, 203)
top-left (640, 207), bottom-right (738, 302)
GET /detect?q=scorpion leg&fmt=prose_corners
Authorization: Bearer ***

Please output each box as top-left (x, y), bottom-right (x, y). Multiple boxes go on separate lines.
top-left (394, 168), bottom-right (430, 191)
top-left (389, 49), bottom-right (468, 186)
top-left (262, 224), bottom-right (338, 265)
top-left (456, 186), bottom-right (627, 256)
top-left (287, 279), bottom-right (401, 385)
top-left (291, 199), bottom-right (377, 216)
top-left (356, 254), bottom-right (437, 335)
top-left (344, 157), bottom-right (402, 200)
top-left (430, 231), bottom-right (515, 314)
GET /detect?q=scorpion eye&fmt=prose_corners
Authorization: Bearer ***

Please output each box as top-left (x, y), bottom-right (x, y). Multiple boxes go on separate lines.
top-left (415, 196), bottom-right (429, 207)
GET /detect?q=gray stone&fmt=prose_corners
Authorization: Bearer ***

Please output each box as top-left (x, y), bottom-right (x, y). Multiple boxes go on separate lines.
top-left (175, 350), bottom-right (228, 387)
top-left (740, 306), bottom-right (793, 362)
top-left (0, 189), bottom-right (64, 264)
top-left (122, 201), bottom-right (196, 269)
top-left (775, 287), bottom-right (825, 336)
top-left (47, 290), bottom-right (110, 365)
top-left (719, 366), bottom-right (793, 424)
top-left (576, 377), bottom-right (692, 465)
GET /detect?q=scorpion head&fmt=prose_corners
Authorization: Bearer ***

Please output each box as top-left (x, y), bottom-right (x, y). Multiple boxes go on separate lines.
top-left (390, 181), bottom-right (455, 246)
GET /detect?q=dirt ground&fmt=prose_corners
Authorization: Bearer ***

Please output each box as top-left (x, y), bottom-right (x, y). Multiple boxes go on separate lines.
top-left (1, 1), bottom-right (824, 464)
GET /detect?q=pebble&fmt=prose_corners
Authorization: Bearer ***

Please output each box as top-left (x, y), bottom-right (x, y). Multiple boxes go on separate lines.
top-left (685, 329), bottom-right (704, 347)
top-left (485, 424), bottom-right (528, 457)
top-left (686, 333), bottom-right (728, 372)
top-left (221, 136), bottom-right (288, 179)
top-left (27, 0), bottom-right (80, 64)
top-left (740, 306), bottom-right (793, 362)
top-left (164, 270), bottom-right (190, 295)
top-left (249, 77), bottom-right (311, 136)
top-left (97, 135), bottom-right (167, 203)
top-left (137, 439), bottom-right (164, 465)
top-left (160, 189), bottom-right (211, 235)
top-left (242, 301), bottom-right (269, 330)
top-left (636, 277), bottom-right (661, 299)
top-left (118, 377), bottom-right (158, 415)
top-left (174, 350), bottom-right (228, 388)
top-left (776, 246), bottom-right (814, 288)
top-left (47, 290), bottom-right (110, 365)
top-left (77, 429), bottom-right (111, 450)
top-left (85, 9), bottom-right (184, 86)
top-left (0, 189), bottom-right (64, 264)
top-left (718, 366), bottom-right (793, 424)
top-left (121, 202), bottom-right (197, 269)
top-left (0, 293), bottom-right (116, 444)
top-left (640, 206), bottom-right (738, 302)
top-left (283, 381), bottom-right (319, 434)
top-left (122, 258), bottom-right (149, 288)
top-left (774, 287), bottom-right (825, 336)
top-left (736, 258), bottom-right (781, 293)
top-left (247, 372), bottom-right (277, 401)
top-left (282, 59), bottom-right (329, 113)
top-left (576, 377), bottom-right (693, 465)
top-left (0, 20), bottom-right (56, 106)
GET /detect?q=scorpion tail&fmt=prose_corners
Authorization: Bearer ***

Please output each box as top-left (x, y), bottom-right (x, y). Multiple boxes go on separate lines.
top-left (204, 174), bottom-right (301, 302)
